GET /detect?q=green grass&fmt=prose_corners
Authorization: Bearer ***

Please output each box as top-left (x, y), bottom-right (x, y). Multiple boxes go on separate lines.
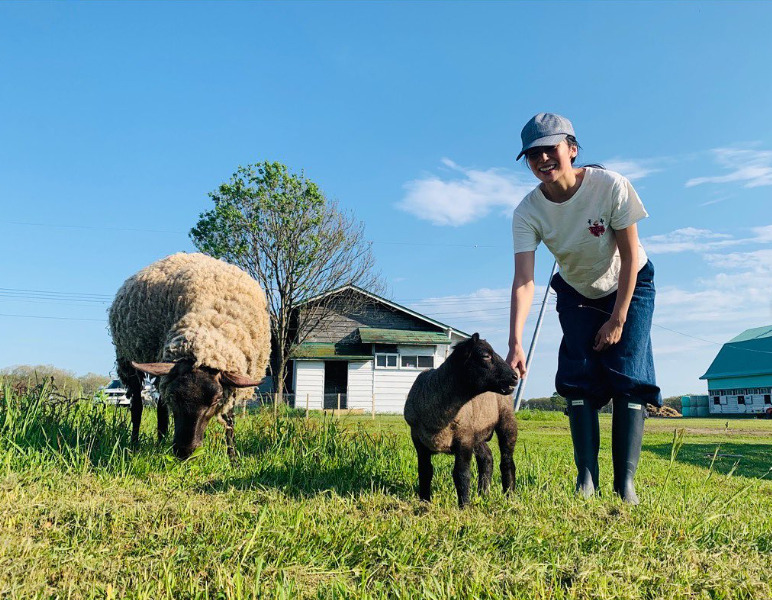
top-left (2, 381), bottom-right (772, 599)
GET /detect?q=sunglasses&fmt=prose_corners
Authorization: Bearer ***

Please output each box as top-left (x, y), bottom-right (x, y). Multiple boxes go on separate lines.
top-left (524, 145), bottom-right (561, 161)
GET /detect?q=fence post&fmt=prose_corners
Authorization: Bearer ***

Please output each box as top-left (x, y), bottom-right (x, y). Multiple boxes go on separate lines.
top-left (372, 394), bottom-right (375, 420)
top-left (337, 393), bottom-right (341, 414)
top-left (306, 393), bottom-right (309, 419)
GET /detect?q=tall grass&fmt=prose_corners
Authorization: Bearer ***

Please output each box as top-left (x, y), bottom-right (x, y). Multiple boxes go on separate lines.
top-left (1, 379), bottom-right (771, 599)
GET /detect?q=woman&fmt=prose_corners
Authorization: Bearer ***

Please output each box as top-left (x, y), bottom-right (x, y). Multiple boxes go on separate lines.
top-left (506, 113), bottom-right (661, 504)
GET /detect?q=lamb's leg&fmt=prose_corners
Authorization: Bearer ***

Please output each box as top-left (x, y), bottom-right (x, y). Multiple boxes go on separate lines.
top-left (474, 442), bottom-right (493, 496)
top-left (452, 443), bottom-right (474, 508)
top-left (412, 436), bottom-right (433, 502)
top-left (221, 407), bottom-right (237, 462)
top-left (496, 411), bottom-right (518, 494)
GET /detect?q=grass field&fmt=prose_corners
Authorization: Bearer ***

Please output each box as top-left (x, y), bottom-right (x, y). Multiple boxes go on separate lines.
top-left (2, 382), bottom-right (772, 599)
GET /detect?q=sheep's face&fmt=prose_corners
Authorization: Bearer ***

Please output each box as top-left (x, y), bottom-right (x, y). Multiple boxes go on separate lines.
top-left (132, 360), bottom-right (262, 459)
top-left (160, 362), bottom-right (224, 459)
top-left (452, 333), bottom-right (518, 396)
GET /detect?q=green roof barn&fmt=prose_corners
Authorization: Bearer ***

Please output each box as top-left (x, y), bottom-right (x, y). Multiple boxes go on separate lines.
top-left (699, 325), bottom-right (772, 415)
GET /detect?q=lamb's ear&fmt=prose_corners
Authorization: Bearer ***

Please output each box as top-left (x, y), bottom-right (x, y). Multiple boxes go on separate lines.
top-left (132, 361), bottom-right (176, 376)
top-left (221, 371), bottom-right (264, 388)
top-left (471, 332), bottom-right (480, 343)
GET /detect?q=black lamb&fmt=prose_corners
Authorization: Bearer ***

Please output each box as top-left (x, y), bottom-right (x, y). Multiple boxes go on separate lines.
top-left (404, 333), bottom-right (519, 508)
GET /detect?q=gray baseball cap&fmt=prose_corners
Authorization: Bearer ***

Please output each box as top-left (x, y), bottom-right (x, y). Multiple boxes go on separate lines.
top-left (516, 113), bottom-right (575, 160)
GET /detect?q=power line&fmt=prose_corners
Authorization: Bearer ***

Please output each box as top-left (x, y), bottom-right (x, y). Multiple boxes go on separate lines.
top-left (0, 287), bottom-right (112, 300)
top-left (0, 312), bottom-right (106, 323)
top-left (1, 220), bottom-right (509, 249)
top-left (2, 220), bottom-right (186, 235)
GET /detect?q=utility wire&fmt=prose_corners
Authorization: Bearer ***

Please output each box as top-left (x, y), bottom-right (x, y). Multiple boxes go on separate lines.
top-left (1, 220), bottom-right (509, 249)
top-left (0, 312), bottom-right (106, 322)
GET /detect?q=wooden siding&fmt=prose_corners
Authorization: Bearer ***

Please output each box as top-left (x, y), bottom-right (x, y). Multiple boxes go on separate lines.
top-left (294, 361), bottom-right (325, 411)
top-left (373, 369), bottom-right (420, 413)
top-left (348, 360), bottom-right (374, 411)
top-left (371, 344), bottom-right (448, 414)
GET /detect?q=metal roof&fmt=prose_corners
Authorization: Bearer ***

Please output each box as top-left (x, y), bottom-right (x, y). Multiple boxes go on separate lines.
top-left (700, 324), bottom-right (772, 380)
top-left (728, 325), bottom-right (772, 343)
top-left (291, 342), bottom-right (372, 361)
top-left (358, 327), bottom-right (451, 345)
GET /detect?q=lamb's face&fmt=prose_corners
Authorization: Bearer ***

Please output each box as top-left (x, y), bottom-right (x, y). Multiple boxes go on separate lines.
top-left (455, 333), bottom-right (519, 396)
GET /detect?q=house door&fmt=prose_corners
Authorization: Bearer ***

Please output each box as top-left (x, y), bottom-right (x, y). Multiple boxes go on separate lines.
top-left (324, 361), bottom-right (348, 409)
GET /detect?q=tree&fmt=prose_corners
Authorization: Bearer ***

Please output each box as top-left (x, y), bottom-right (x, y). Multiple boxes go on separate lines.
top-left (190, 161), bottom-right (383, 397)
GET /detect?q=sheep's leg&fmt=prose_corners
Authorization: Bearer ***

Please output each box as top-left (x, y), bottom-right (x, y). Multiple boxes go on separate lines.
top-left (496, 412), bottom-right (518, 494)
top-left (412, 436), bottom-right (433, 502)
top-left (452, 444), bottom-right (474, 508)
top-left (118, 361), bottom-right (144, 448)
top-left (221, 407), bottom-right (237, 462)
top-left (474, 442), bottom-right (493, 496)
top-left (157, 400), bottom-right (169, 442)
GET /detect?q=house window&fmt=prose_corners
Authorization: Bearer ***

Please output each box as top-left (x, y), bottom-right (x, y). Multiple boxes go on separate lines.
top-left (713, 397), bottom-right (720, 405)
top-left (417, 355), bottom-right (434, 369)
top-left (401, 355), bottom-right (434, 369)
top-left (765, 395), bottom-right (771, 405)
top-left (375, 354), bottom-right (398, 369)
top-left (738, 395), bottom-right (745, 405)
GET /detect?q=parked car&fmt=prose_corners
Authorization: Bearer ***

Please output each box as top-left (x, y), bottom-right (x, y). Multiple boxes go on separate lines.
top-left (96, 376), bottom-right (160, 407)
top-left (97, 379), bottom-right (130, 406)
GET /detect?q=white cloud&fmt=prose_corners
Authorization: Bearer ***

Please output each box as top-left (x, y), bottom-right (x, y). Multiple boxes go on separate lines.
top-left (398, 155), bottom-right (665, 226)
top-left (397, 159), bottom-right (533, 226)
top-left (751, 225), bottom-right (772, 242)
top-left (602, 159), bottom-right (659, 181)
top-left (408, 287), bottom-right (514, 328)
top-left (642, 227), bottom-right (736, 254)
top-left (642, 225), bottom-right (772, 255)
top-left (685, 147), bottom-right (772, 188)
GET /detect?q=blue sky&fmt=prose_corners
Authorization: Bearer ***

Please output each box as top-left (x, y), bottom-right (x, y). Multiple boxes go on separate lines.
top-left (1, 1), bottom-right (771, 400)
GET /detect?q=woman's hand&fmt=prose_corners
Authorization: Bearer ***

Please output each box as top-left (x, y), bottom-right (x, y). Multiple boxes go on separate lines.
top-left (506, 344), bottom-right (527, 379)
top-left (593, 318), bottom-right (624, 351)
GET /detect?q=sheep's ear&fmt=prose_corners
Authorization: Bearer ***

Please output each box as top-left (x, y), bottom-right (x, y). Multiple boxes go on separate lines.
top-left (471, 332), bottom-right (480, 343)
top-left (132, 361), bottom-right (176, 376)
top-left (221, 371), bottom-right (264, 388)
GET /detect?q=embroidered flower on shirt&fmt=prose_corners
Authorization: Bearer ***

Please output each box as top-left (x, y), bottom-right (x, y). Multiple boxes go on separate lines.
top-left (587, 218), bottom-right (606, 237)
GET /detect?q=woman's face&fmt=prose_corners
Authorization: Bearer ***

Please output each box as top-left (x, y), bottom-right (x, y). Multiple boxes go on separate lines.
top-left (525, 140), bottom-right (578, 184)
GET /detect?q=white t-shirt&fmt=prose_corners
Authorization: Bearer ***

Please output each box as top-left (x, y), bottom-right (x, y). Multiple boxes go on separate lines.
top-left (512, 167), bottom-right (649, 299)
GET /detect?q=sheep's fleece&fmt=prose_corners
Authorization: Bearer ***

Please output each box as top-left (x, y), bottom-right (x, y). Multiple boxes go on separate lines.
top-left (109, 252), bottom-right (271, 405)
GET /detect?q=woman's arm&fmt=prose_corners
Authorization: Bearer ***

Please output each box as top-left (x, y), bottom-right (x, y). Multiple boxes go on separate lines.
top-left (506, 251), bottom-right (535, 377)
top-left (593, 223), bottom-right (639, 351)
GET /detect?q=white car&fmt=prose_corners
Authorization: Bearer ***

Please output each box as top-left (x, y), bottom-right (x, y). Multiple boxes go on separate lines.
top-left (97, 379), bottom-right (130, 406)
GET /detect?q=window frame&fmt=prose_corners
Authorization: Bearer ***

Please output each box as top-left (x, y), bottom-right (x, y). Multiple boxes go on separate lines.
top-left (375, 353), bottom-right (399, 369)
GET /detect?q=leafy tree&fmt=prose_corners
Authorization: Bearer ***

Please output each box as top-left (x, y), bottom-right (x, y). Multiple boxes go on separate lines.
top-left (190, 161), bottom-right (383, 397)
top-left (0, 364), bottom-right (109, 397)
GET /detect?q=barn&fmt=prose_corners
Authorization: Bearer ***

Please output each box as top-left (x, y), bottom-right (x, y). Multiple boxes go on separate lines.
top-left (699, 324), bottom-right (772, 416)
top-left (287, 285), bottom-right (469, 414)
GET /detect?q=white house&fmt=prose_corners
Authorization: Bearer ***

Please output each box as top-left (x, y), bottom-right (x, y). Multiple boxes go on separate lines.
top-left (287, 286), bottom-right (469, 414)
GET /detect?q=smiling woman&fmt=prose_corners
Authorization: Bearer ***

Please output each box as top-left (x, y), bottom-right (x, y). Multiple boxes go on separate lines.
top-left (506, 112), bottom-right (660, 505)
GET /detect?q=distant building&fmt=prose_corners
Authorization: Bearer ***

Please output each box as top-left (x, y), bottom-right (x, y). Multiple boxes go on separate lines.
top-left (699, 324), bottom-right (772, 416)
top-left (286, 285), bottom-right (469, 413)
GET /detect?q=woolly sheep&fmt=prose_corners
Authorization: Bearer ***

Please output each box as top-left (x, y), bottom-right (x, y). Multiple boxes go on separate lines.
top-left (404, 333), bottom-right (519, 507)
top-left (108, 252), bottom-right (271, 459)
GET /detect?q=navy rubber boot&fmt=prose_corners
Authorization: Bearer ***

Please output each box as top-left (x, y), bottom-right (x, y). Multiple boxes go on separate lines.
top-left (567, 399), bottom-right (600, 498)
top-left (612, 399), bottom-right (646, 504)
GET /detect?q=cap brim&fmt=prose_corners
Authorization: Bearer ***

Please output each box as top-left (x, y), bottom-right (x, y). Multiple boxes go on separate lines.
top-left (516, 133), bottom-right (569, 160)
